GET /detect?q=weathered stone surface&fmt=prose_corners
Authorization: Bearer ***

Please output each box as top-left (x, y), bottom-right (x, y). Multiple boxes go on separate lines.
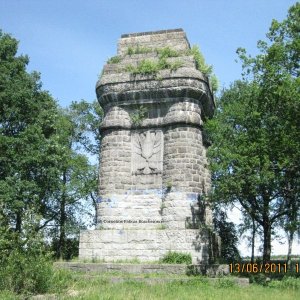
top-left (118, 29), bottom-right (190, 56)
top-left (79, 29), bottom-right (219, 263)
top-left (55, 262), bottom-right (187, 274)
top-left (55, 262), bottom-right (249, 285)
top-left (80, 229), bottom-right (211, 264)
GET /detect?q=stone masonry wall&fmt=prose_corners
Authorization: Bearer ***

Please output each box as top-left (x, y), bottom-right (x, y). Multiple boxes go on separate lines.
top-left (80, 29), bottom-right (219, 263)
top-left (117, 29), bottom-right (190, 56)
top-left (163, 126), bottom-right (208, 194)
top-left (98, 129), bottom-right (131, 195)
top-left (80, 229), bottom-right (210, 264)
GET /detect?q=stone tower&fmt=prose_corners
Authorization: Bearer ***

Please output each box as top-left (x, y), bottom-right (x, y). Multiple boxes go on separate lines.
top-left (79, 29), bottom-right (219, 263)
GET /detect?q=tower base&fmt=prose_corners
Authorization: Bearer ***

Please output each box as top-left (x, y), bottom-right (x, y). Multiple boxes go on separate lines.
top-left (79, 229), bottom-right (219, 264)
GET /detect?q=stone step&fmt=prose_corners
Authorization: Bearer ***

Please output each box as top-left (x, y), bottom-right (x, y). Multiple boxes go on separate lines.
top-left (71, 274), bottom-right (249, 286)
top-left (54, 263), bottom-right (249, 287)
top-left (55, 262), bottom-right (235, 278)
top-left (55, 262), bottom-right (187, 274)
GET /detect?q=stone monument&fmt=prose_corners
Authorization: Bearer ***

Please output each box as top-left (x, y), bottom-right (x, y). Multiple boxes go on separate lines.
top-left (79, 29), bottom-right (219, 263)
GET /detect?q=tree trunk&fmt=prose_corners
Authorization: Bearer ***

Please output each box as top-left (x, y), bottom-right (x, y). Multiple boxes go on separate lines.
top-left (287, 230), bottom-right (294, 271)
top-left (15, 210), bottom-right (22, 233)
top-left (251, 217), bottom-right (255, 263)
top-left (263, 219), bottom-right (271, 263)
top-left (58, 171), bottom-right (67, 260)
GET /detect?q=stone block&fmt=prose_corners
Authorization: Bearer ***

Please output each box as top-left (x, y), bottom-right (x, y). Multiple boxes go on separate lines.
top-left (80, 229), bottom-right (211, 262)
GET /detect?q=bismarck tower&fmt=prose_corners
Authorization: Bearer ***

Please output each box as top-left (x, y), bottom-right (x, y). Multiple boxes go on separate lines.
top-left (79, 29), bottom-right (219, 263)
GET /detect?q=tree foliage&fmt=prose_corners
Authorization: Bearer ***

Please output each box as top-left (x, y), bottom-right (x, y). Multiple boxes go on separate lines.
top-left (0, 30), bottom-right (61, 235)
top-left (0, 30), bottom-right (64, 293)
top-left (206, 3), bottom-right (300, 262)
top-left (213, 210), bottom-right (241, 263)
top-left (47, 103), bottom-right (102, 259)
top-left (0, 29), bottom-right (102, 268)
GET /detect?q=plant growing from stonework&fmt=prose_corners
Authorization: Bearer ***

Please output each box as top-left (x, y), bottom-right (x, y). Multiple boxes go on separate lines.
top-left (169, 60), bottom-right (184, 71)
top-left (124, 45), bottom-right (185, 76)
top-left (160, 251), bottom-right (192, 264)
top-left (158, 57), bottom-right (183, 72)
top-left (127, 45), bottom-right (152, 55)
top-left (156, 224), bottom-right (167, 230)
top-left (156, 46), bottom-right (180, 59)
top-left (130, 105), bottom-right (148, 126)
top-left (165, 180), bottom-right (173, 190)
top-left (127, 45), bottom-right (181, 59)
top-left (126, 59), bottom-right (159, 75)
top-left (126, 58), bottom-right (183, 76)
top-left (188, 45), bottom-right (219, 92)
top-left (107, 55), bottom-right (121, 64)
top-left (159, 201), bottom-right (166, 216)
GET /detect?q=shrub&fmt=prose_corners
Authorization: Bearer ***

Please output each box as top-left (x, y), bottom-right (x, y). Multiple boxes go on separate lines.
top-left (0, 290), bottom-right (17, 300)
top-left (0, 242), bottom-right (54, 294)
top-left (49, 268), bottom-right (74, 293)
top-left (160, 251), bottom-right (192, 264)
top-left (216, 277), bottom-right (237, 288)
top-left (249, 273), bottom-right (268, 286)
top-left (268, 276), bottom-right (300, 290)
top-left (51, 237), bottom-right (79, 260)
top-left (0, 246), bottom-right (74, 296)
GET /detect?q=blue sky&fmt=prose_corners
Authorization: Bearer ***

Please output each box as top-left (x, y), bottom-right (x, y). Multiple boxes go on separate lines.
top-left (1, 0), bottom-right (297, 107)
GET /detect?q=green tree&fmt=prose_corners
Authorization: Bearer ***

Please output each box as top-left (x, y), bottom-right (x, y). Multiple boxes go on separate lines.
top-left (45, 109), bottom-right (92, 259)
top-left (213, 209), bottom-right (241, 263)
top-left (206, 3), bottom-right (300, 263)
top-left (47, 101), bottom-right (102, 259)
top-left (68, 100), bottom-right (102, 157)
top-left (0, 30), bottom-right (62, 294)
top-left (0, 30), bottom-right (61, 236)
top-left (67, 100), bottom-right (103, 225)
top-left (238, 209), bottom-right (260, 263)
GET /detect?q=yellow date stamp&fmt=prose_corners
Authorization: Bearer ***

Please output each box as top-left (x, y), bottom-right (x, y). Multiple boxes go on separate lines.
top-left (229, 262), bottom-right (299, 274)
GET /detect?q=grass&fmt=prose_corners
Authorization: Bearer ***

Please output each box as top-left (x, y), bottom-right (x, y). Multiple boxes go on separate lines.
top-left (1, 270), bottom-right (300, 299)
top-left (63, 277), bottom-right (300, 300)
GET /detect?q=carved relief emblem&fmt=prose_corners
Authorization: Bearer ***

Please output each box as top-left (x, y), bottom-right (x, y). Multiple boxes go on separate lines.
top-left (132, 130), bottom-right (163, 175)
